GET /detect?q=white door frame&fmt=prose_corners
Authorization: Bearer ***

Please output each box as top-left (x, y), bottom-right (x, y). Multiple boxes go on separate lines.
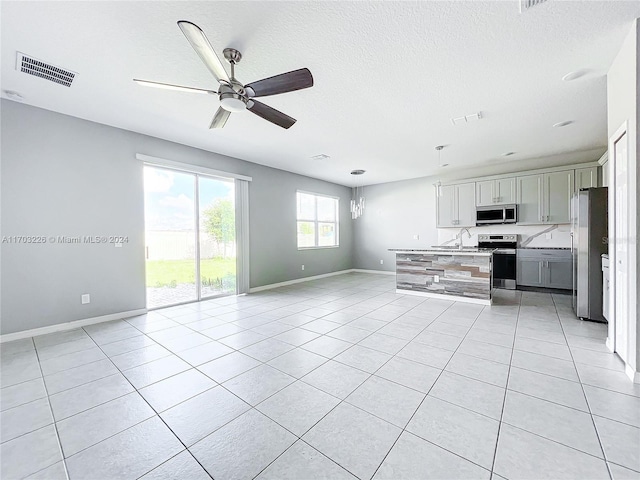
top-left (607, 121), bottom-right (628, 360)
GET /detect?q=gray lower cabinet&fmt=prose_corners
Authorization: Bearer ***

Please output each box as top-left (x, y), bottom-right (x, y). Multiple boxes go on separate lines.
top-left (516, 249), bottom-right (572, 290)
top-left (517, 258), bottom-right (544, 287)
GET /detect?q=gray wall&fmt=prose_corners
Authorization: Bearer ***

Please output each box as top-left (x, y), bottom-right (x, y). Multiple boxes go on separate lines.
top-left (353, 176), bottom-right (438, 272)
top-left (1, 100), bottom-right (353, 335)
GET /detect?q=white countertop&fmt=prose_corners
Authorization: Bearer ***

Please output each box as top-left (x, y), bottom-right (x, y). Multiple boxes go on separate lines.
top-left (389, 248), bottom-right (495, 257)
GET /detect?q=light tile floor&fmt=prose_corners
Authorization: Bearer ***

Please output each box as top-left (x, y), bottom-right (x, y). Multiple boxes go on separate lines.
top-left (1, 273), bottom-right (639, 480)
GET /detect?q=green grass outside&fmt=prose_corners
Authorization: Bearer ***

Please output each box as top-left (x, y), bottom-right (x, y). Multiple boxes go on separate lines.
top-left (146, 257), bottom-right (236, 288)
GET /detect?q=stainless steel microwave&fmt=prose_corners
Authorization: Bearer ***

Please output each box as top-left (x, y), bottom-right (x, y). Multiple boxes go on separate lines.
top-left (476, 204), bottom-right (517, 225)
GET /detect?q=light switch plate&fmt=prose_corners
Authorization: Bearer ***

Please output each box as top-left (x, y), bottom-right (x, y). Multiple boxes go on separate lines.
top-left (434, 275), bottom-right (440, 283)
top-left (81, 294), bottom-right (90, 304)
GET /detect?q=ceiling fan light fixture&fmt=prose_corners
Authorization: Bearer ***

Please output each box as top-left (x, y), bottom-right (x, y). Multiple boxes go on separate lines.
top-left (220, 92), bottom-right (247, 112)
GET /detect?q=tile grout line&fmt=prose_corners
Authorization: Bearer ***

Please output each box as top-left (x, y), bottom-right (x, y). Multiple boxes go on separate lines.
top-left (70, 326), bottom-right (217, 480)
top-left (368, 301), bottom-right (492, 479)
top-left (30, 335), bottom-right (72, 480)
top-left (206, 282), bottom-right (406, 477)
top-left (8, 279), bottom-right (622, 479)
top-left (250, 289), bottom-right (437, 479)
top-left (552, 295), bottom-right (614, 480)
top-left (487, 290), bottom-right (521, 477)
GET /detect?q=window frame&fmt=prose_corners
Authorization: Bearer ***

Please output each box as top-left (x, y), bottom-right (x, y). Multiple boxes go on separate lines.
top-left (296, 190), bottom-right (340, 250)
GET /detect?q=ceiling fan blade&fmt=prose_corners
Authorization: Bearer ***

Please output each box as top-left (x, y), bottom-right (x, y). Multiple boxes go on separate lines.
top-left (247, 100), bottom-right (296, 129)
top-left (210, 107), bottom-right (230, 129)
top-left (177, 20), bottom-right (230, 84)
top-left (133, 79), bottom-right (217, 95)
top-left (245, 68), bottom-right (313, 98)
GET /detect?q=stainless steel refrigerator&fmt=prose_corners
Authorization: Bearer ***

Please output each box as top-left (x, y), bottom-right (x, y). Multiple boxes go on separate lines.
top-left (571, 187), bottom-right (608, 322)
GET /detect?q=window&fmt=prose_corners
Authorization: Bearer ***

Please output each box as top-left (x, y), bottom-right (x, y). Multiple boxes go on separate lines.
top-left (297, 191), bottom-right (339, 248)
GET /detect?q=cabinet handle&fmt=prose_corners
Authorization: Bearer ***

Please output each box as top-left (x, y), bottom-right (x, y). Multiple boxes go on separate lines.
top-left (539, 262), bottom-right (542, 281)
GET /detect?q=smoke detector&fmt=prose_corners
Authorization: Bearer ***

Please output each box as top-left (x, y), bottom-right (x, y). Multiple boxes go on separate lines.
top-left (311, 154), bottom-right (330, 160)
top-left (350, 169), bottom-right (366, 175)
top-left (16, 52), bottom-right (77, 87)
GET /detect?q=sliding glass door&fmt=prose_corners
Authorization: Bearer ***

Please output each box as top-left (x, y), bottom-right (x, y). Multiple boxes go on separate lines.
top-left (198, 176), bottom-right (236, 298)
top-left (143, 165), bottom-right (237, 309)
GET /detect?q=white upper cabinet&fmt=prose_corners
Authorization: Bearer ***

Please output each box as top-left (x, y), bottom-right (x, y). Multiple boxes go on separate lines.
top-left (437, 185), bottom-right (456, 227)
top-left (496, 178), bottom-right (517, 204)
top-left (545, 170), bottom-right (574, 224)
top-left (476, 180), bottom-right (494, 206)
top-left (437, 182), bottom-right (475, 227)
top-left (437, 164), bottom-right (594, 228)
top-left (457, 183), bottom-right (476, 226)
top-left (517, 174), bottom-right (543, 224)
top-left (575, 166), bottom-right (599, 190)
top-left (475, 178), bottom-right (516, 206)
top-left (517, 170), bottom-right (573, 224)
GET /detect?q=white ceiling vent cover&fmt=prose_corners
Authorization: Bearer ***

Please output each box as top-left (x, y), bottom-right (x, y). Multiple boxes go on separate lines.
top-left (519, 0), bottom-right (548, 13)
top-left (15, 52), bottom-right (76, 87)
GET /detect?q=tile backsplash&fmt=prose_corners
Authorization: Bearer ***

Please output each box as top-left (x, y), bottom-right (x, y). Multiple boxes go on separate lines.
top-left (437, 224), bottom-right (572, 249)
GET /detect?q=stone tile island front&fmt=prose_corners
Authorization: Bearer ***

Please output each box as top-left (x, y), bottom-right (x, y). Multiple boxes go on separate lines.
top-left (389, 249), bottom-right (494, 305)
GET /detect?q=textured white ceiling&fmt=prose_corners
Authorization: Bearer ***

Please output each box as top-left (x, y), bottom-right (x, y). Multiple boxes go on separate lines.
top-left (1, 1), bottom-right (638, 186)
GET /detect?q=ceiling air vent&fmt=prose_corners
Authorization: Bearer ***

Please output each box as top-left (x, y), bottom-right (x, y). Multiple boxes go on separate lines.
top-left (519, 0), bottom-right (548, 13)
top-left (16, 52), bottom-right (76, 87)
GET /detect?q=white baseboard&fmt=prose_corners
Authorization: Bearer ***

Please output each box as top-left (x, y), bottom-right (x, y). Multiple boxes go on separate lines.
top-left (605, 337), bottom-right (614, 352)
top-left (625, 363), bottom-right (640, 384)
top-left (351, 269), bottom-right (396, 275)
top-left (249, 270), bottom-right (355, 293)
top-left (2, 269), bottom-right (394, 341)
top-left (249, 268), bottom-right (394, 293)
top-left (0, 308), bottom-right (147, 343)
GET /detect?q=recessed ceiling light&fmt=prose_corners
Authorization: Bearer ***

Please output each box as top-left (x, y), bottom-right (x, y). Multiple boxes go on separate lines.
top-left (3, 90), bottom-right (24, 101)
top-left (502, 152), bottom-right (516, 157)
top-left (553, 120), bottom-right (573, 128)
top-left (311, 154), bottom-right (330, 160)
top-left (562, 69), bottom-right (590, 82)
top-left (350, 169), bottom-right (366, 175)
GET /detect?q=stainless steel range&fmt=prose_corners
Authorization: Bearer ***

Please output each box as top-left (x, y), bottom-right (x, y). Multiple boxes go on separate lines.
top-left (478, 234), bottom-right (518, 290)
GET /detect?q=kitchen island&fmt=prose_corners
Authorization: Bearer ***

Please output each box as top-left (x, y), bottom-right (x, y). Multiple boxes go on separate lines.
top-left (389, 248), bottom-right (494, 305)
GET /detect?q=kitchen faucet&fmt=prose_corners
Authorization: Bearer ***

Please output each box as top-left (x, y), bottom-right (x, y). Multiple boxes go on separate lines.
top-left (455, 228), bottom-right (472, 250)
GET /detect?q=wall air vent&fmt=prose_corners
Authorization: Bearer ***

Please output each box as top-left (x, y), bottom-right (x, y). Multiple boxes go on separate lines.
top-left (519, 0), bottom-right (548, 13)
top-left (16, 52), bottom-right (76, 87)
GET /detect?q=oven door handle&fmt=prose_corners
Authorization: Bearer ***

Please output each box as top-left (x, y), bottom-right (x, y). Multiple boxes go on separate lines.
top-left (493, 249), bottom-right (516, 254)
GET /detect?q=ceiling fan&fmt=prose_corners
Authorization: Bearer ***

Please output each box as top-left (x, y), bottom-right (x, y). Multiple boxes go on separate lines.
top-left (134, 20), bottom-right (314, 129)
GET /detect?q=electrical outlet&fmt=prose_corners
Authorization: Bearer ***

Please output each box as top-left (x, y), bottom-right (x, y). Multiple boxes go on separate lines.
top-left (545, 233), bottom-right (552, 240)
top-left (413, 234), bottom-right (420, 240)
top-left (433, 275), bottom-right (440, 283)
top-left (81, 294), bottom-right (90, 304)
top-left (301, 265), bottom-right (305, 271)
top-left (380, 259), bottom-right (384, 265)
